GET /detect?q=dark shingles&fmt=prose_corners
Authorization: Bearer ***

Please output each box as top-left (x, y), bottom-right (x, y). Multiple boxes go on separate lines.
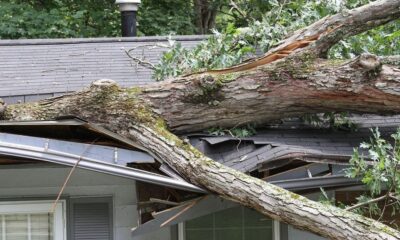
top-left (0, 36), bottom-right (207, 100)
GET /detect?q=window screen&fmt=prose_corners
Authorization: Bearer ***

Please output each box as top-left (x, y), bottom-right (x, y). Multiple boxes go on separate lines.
top-left (185, 206), bottom-right (273, 240)
top-left (0, 200), bottom-right (65, 240)
top-left (70, 198), bottom-right (112, 240)
top-left (0, 213), bottom-right (53, 240)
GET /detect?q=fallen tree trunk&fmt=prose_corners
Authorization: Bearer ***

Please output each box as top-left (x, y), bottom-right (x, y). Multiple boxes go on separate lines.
top-left (2, 0), bottom-right (400, 239)
top-left (141, 53), bottom-right (400, 132)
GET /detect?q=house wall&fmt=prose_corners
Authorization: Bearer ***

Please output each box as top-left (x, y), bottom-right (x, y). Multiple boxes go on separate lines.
top-left (287, 225), bottom-right (325, 240)
top-left (0, 163), bottom-right (171, 240)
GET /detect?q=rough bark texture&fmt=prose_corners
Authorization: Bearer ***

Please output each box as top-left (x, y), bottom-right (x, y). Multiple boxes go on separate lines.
top-left (2, 0), bottom-right (400, 239)
top-left (141, 53), bottom-right (400, 133)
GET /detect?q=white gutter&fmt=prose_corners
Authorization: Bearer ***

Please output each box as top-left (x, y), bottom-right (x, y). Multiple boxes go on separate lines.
top-left (0, 134), bottom-right (205, 193)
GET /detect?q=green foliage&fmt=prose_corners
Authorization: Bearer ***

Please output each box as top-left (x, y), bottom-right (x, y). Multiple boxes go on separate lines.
top-left (153, 25), bottom-right (256, 81)
top-left (345, 128), bottom-right (400, 223)
top-left (347, 129), bottom-right (400, 195)
top-left (153, 0), bottom-right (342, 81)
top-left (208, 124), bottom-right (256, 138)
top-left (329, 20), bottom-right (400, 58)
top-left (327, 0), bottom-right (400, 58)
top-left (302, 112), bottom-right (358, 131)
top-left (152, 0), bottom-right (399, 81)
top-left (137, 0), bottom-right (196, 36)
top-left (0, 0), bottom-right (120, 39)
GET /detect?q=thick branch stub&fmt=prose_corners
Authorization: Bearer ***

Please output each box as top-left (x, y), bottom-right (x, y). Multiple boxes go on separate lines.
top-left (90, 79), bottom-right (119, 91)
top-left (381, 55), bottom-right (400, 67)
top-left (355, 53), bottom-right (382, 71)
top-left (88, 79), bottom-right (121, 101)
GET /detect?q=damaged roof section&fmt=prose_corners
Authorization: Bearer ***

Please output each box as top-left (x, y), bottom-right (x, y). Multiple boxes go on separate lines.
top-left (189, 125), bottom-right (398, 192)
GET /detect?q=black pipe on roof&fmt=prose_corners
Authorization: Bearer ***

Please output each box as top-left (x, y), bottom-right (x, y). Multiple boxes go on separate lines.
top-left (121, 11), bottom-right (137, 37)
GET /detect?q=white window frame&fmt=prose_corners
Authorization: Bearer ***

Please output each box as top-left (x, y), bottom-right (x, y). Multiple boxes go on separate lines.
top-left (0, 200), bottom-right (66, 240)
top-left (178, 219), bottom-right (280, 240)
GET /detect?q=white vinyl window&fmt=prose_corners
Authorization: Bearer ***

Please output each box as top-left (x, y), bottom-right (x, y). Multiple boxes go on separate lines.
top-left (0, 200), bottom-right (66, 240)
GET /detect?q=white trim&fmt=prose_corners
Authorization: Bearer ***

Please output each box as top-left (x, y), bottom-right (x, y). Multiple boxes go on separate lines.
top-left (0, 200), bottom-right (66, 240)
top-left (273, 220), bottom-right (280, 240)
top-left (1, 215), bottom-right (5, 240)
top-left (178, 222), bottom-right (185, 240)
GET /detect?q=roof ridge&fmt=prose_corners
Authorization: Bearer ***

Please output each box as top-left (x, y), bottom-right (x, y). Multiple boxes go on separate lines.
top-left (0, 35), bottom-right (209, 46)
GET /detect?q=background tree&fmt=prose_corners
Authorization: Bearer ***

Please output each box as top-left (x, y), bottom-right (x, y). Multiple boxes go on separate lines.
top-left (0, 0), bottom-right (120, 39)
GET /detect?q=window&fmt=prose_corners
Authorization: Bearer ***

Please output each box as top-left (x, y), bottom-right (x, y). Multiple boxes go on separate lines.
top-left (0, 200), bottom-right (66, 240)
top-left (184, 206), bottom-right (274, 240)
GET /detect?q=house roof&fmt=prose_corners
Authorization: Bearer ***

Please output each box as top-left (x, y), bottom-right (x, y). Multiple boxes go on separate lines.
top-left (0, 35), bottom-right (206, 104)
top-left (0, 118), bottom-right (205, 193)
top-left (187, 117), bottom-right (400, 192)
top-left (189, 122), bottom-right (397, 172)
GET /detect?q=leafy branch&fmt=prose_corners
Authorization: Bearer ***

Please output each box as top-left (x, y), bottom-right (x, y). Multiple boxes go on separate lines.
top-left (344, 128), bottom-right (400, 227)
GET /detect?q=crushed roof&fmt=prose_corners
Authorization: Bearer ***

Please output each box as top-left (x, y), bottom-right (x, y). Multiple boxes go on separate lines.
top-left (188, 124), bottom-right (397, 189)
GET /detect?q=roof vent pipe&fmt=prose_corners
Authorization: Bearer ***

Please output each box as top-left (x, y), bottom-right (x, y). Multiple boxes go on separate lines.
top-left (115, 0), bottom-right (141, 37)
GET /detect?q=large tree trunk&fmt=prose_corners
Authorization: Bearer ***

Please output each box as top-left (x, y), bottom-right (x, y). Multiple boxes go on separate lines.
top-left (2, 0), bottom-right (400, 239)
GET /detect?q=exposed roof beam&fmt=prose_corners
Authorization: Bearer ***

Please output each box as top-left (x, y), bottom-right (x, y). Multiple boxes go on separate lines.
top-left (270, 175), bottom-right (361, 191)
top-left (132, 195), bottom-right (237, 237)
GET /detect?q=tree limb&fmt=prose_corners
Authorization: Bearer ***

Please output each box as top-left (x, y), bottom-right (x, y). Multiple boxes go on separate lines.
top-left (346, 195), bottom-right (388, 211)
top-left (134, 52), bottom-right (400, 133)
top-left (295, 0), bottom-right (400, 56)
top-left (199, 0), bottom-right (400, 75)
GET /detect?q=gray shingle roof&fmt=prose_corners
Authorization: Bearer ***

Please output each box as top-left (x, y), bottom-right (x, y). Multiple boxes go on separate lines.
top-left (0, 35), bottom-right (207, 103)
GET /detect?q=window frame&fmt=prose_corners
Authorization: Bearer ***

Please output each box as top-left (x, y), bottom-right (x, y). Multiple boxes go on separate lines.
top-left (178, 207), bottom-right (280, 240)
top-left (0, 200), bottom-right (66, 240)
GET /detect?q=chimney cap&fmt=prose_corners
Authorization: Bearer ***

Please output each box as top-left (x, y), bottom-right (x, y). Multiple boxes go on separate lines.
top-left (116, 0), bottom-right (141, 4)
top-left (116, 0), bottom-right (141, 11)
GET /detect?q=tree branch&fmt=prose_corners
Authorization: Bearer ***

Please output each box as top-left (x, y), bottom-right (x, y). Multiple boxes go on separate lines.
top-left (298, 0), bottom-right (400, 56)
top-left (381, 55), bottom-right (400, 67)
top-left (123, 43), bottom-right (172, 70)
top-left (136, 52), bottom-right (400, 133)
top-left (201, 0), bottom-right (400, 75)
top-left (346, 195), bottom-right (388, 211)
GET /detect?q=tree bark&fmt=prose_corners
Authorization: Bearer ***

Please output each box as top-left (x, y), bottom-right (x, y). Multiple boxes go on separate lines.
top-left (193, 0), bottom-right (220, 34)
top-left (2, 0), bottom-right (400, 239)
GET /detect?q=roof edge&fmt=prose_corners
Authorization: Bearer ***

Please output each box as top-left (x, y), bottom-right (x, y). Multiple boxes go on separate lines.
top-left (0, 35), bottom-right (210, 46)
